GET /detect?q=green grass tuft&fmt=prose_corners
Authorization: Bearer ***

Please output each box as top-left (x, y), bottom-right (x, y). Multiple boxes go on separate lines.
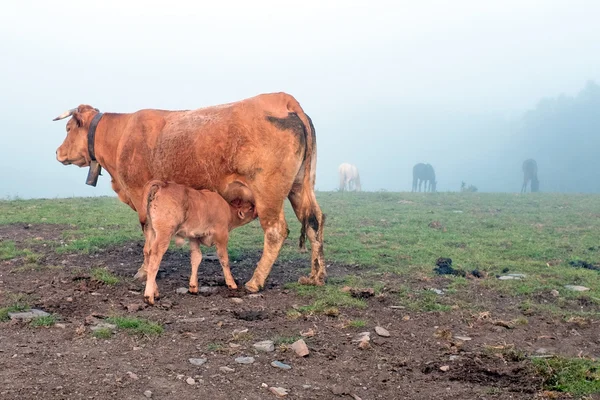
top-left (93, 328), bottom-right (113, 339)
top-left (30, 315), bottom-right (57, 327)
top-left (106, 316), bottom-right (163, 336)
top-left (91, 268), bottom-right (120, 285)
top-left (286, 283), bottom-right (367, 314)
top-left (533, 357), bottom-right (600, 395)
top-left (0, 304), bottom-right (28, 322)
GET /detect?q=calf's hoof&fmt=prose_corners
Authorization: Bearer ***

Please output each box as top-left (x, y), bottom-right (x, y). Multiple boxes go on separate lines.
top-left (189, 285), bottom-right (198, 294)
top-left (143, 295), bottom-right (155, 306)
top-left (134, 269), bottom-right (147, 281)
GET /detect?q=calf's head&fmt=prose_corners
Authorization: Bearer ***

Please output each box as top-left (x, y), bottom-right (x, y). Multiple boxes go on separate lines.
top-left (53, 105), bottom-right (99, 167)
top-left (230, 198), bottom-right (257, 225)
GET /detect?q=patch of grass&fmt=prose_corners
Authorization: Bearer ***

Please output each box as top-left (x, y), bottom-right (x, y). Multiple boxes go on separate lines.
top-left (273, 335), bottom-right (301, 346)
top-left (106, 316), bottom-right (163, 336)
top-left (533, 357), bottom-right (600, 396)
top-left (30, 315), bottom-right (57, 327)
top-left (91, 267), bottom-right (120, 285)
top-left (286, 309), bottom-right (302, 320)
top-left (207, 342), bottom-right (224, 352)
top-left (0, 303), bottom-right (28, 322)
top-left (347, 319), bottom-right (367, 328)
top-left (286, 283), bottom-right (367, 314)
top-left (0, 241), bottom-right (26, 260)
top-left (399, 288), bottom-right (452, 312)
top-left (93, 328), bottom-right (113, 339)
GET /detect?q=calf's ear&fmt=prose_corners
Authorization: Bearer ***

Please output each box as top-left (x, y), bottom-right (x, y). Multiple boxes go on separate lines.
top-left (237, 209), bottom-right (245, 220)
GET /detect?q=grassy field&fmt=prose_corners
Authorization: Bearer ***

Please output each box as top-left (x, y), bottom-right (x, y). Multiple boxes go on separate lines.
top-left (1, 191), bottom-right (599, 397)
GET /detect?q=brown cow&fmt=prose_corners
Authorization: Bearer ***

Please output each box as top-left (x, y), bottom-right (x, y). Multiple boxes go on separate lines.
top-left (137, 180), bottom-right (255, 305)
top-left (53, 92), bottom-right (325, 293)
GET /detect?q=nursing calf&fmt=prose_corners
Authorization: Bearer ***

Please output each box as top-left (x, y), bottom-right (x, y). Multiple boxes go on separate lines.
top-left (135, 180), bottom-right (256, 305)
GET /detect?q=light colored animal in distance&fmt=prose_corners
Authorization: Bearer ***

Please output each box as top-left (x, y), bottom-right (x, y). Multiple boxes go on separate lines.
top-left (338, 163), bottom-right (361, 192)
top-left (412, 163), bottom-right (437, 192)
top-left (135, 180), bottom-right (255, 305)
top-left (521, 159), bottom-right (539, 193)
top-left (53, 92), bottom-right (325, 294)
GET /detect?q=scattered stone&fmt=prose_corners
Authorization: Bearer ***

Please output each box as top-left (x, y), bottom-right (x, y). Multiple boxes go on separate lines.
top-left (429, 288), bottom-right (444, 295)
top-left (440, 365), bottom-right (450, 372)
top-left (189, 358), bottom-right (207, 366)
top-left (454, 336), bottom-right (472, 341)
top-left (550, 289), bottom-right (560, 297)
top-left (300, 328), bottom-right (315, 337)
top-left (271, 360), bottom-right (292, 370)
top-left (449, 355), bottom-right (460, 361)
top-left (375, 326), bottom-right (390, 337)
top-left (493, 320), bottom-right (515, 329)
top-left (302, 385), bottom-right (312, 389)
top-left (199, 286), bottom-right (219, 296)
top-left (127, 371), bottom-right (139, 380)
top-left (389, 305), bottom-right (405, 309)
top-left (291, 339), bottom-right (309, 357)
top-left (125, 303), bottom-right (144, 312)
top-left (143, 390), bottom-right (152, 398)
top-left (253, 340), bottom-right (275, 352)
top-left (90, 322), bottom-right (117, 331)
top-left (536, 348), bottom-right (555, 355)
top-left (247, 294), bottom-right (263, 299)
top-left (498, 273), bottom-right (526, 280)
top-left (230, 297), bottom-right (244, 304)
top-left (186, 377), bottom-right (196, 385)
top-left (434, 258), bottom-right (466, 277)
top-left (176, 287), bottom-right (188, 294)
top-left (220, 366), bottom-right (235, 373)
top-left (178, 317), bottom-right (206, 323)
top-left (269, 387), bottom-right (289, 397)
top-left (564, 285), bottom-right (590, 292)
top-left (235, 356), bottom-right (255, 364)
top-left (133, 346), bottom-right (142, 351)
top-left (261, 383), bottom-right (268, 388)
top-left (55, 323), bottom-right (66, 329)
top-left (229, 343), bottom-right (241, 349)
top-left (66, 297), bottom-right (73, 302)
top-left (8, 309), bottom-right (50, 321)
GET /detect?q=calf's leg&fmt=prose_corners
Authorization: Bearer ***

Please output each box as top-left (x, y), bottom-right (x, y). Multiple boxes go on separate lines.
top-left (189, 239), bottom-right (202, 294)
top-left (215, 233), bottom-right (237, 289)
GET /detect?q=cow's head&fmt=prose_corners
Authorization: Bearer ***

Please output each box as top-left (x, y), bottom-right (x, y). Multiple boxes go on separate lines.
top-left (53, 105), bottom-right (99, 167)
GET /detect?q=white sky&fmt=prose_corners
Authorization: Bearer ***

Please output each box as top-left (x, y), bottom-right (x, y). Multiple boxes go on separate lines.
top-left (1, 0), bottom-right (599, 196)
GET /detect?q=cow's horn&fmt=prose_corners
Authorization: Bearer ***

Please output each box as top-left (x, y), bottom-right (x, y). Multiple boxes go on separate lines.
top-left (52, 108), bottom-right (78, 121)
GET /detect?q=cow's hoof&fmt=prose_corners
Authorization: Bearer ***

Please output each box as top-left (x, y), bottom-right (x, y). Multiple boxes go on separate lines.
top-left (244, 279), bottom-right (262, 293)
top-left (298, 275), bottom-right (326, 286)
top-left (143, 295), bottom-right (155, 306)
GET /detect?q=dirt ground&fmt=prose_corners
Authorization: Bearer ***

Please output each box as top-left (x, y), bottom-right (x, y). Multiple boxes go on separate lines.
top-left (0, 224), bottom-right (598, 400)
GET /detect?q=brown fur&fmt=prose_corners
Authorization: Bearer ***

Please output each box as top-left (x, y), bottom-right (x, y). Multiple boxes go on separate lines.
top-left (54, 93), bottom-right (326, 292)
top-left (135, 180), bottom-right (255, 305)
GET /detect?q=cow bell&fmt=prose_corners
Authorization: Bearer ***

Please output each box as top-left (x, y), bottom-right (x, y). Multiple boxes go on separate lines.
top-left (86, 161), bottom-right (102, 187)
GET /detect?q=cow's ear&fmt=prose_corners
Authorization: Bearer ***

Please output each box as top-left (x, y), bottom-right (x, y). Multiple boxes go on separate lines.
top-left (73, 111), bottom-right (85, 127)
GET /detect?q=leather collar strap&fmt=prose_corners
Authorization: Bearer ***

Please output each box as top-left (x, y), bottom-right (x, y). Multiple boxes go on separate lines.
top-left (88, 112), bottom-right (104, 161)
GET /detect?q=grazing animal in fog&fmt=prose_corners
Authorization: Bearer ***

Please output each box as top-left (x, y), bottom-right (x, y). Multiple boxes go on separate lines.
top-left (412, 163), bottom-right (437, 192)
top-left (53, 92), bottom-right (325, 293)
top-left (521, 159), bottom-right (539, 193)
top-left (338, 163), bottom-right (362, 192)
top-left (136, 180), bottom-right (256, 305)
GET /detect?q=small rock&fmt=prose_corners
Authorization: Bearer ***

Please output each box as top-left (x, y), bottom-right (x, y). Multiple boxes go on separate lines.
top-left (290, 339), bottom-right (309, 357)
top-left (8, 309), bottom-right (50, 321)
top-left (235, 356), bottom-right (255, 364)
top-left (375, 326), bottom-right (390, 337)
top-left (271, 360), bottom-right (292, 370)
top-left (454, 336), bottom-right (472, 341)
top-left (230, 297), bottom-right (244, 304)
top-left (253, 340), bottom-right (275, 352)
top-left (261, 383), bottom-right (269, 388)
top-left (550, 289), bottom-right (560, 297)
top-left (449, 355), bottom-right (460, 361)
top-left (564, 285), bottom-right (590, 292)
top-left (301, 328), bottom-right (315, 337)
top-left (302, 385), bottom-right (312, 389)
top-left (389, 305), bottom-right (405, 309)
top-left (143, 390), bottom-right (152, 398)
top-left (199, 286), bottom-right (218, 296)
top-left (219, 366), bottom-right (235, 373)
top-left (498, 274), bottom-right (525, 280)
top-left (55, 323), bottom-right (66, 329)
top-left (229, 343), bottom-right (241, 348)
top-left (429, 288), bottom-right (444, 295)
top-left (133, 346), bottom-right (142, 351)
top-left (440, 365), bottom-right (450, 372)
top-left (178, 317), bottom-right (206, 323)
top-left (127, 371), bottom-right (139, 380)
top-left (186, 377), bottom-right (196, 385)
top-left (269, 387), bottom-right (289, 397)
top-left (91, 322), bottom-right (117, 331)
top-left (176, 287), bottom-right (188, 294)
top-left (66, 297), bottom-right (73, 302)
top-left (126, 303), bottom-right (144, 312)
top-left (189, 358), bottom-right (207, 366)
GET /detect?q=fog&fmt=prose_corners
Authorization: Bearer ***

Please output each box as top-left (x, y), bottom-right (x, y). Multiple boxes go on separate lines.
top-left (1, 0), bottom-right (599, 198)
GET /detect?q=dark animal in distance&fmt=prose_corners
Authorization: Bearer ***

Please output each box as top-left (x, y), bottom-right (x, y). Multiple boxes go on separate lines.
top-left (412, 163), bottom-right (437, 192)
top-left (521, 159), bottom-right (539, 193)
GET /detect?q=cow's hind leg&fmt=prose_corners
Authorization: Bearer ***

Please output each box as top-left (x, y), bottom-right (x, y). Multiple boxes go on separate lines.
top-left (244, 203), bottom-right (288, 293)
top-left (288, 185), bottom-right (326, 287)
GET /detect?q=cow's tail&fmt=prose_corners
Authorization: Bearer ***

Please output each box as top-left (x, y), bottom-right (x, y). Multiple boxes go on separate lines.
top-left (287, 98), bottom-right (323, 250)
